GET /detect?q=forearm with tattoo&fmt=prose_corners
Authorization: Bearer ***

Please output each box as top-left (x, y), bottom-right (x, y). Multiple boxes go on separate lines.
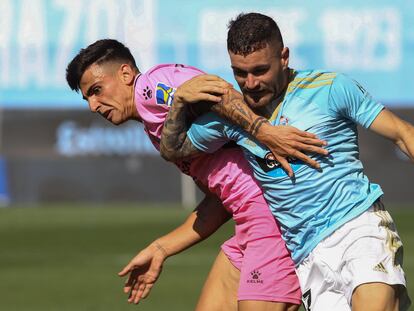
top-left (210, 89), bottom-right (269, 137)
top-left (159, 99), bottom-right (202, 162)
top-left (160, 88), bottom-right (270, 162)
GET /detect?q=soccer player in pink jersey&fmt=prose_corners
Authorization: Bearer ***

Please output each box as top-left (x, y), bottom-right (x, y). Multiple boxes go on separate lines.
top-left (66, 39), bottom-right (327, 311)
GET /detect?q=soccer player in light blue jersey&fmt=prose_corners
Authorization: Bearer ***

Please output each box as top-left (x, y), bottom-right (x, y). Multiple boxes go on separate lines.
top-left (160, 13), bottom-right (414, 311)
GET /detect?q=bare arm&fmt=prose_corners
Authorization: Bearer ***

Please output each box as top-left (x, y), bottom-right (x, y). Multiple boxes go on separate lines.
top-left (159, 95), bottom-right (203, 161)
top-left (160, 74), bottom-right (231, 161)
top-left (369, 109), bottom-right (414, 161)
top-left (118, 189), bottom-right (230, 304)
top-left (161, 74), bottom-right (328, 176)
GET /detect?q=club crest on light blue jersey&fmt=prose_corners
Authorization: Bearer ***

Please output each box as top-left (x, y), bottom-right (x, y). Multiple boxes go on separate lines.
top-left (156, 82), bottom-right (176, 106)
top-left (279, 115), bottom-right (289, 126)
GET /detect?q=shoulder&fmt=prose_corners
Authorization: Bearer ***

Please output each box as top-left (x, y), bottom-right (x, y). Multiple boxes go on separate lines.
top-left (329, 72), bottom-right (368, 100)
top-left (136, 64), bottom-right (204, 108)
top-left (287, 69), bottom-right (338, 93)
top-left (146, 63), bottom-right (205, 76)
top-left (331, 72), bottom-right (359, 87)
top-left (136, 63), bottom-right (204, 95)
top-left (143, 64), bottom-right (204, 86)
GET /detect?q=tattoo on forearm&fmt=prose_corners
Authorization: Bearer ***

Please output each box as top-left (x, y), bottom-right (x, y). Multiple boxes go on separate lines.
top-left (160, 100), bottom-right (200, 161)
top-left (211, 93), bottom-right (268, 137)
top-left (160, 88), bottom-right (269, 160)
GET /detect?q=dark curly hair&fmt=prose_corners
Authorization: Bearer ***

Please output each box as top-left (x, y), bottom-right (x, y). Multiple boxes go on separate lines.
top-left (66, 39), bottom-right (138, 92)
top-left (227, 13), bottom-right (284, 56)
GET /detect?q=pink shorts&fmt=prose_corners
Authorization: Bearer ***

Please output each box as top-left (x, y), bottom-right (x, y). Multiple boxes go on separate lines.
top-left (221, 194), bottom-right (301, 304)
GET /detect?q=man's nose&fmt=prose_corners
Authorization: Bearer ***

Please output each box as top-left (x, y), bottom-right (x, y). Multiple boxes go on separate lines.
top-left (245, 73), bottom-right (259, 90)
top-left (88, 97), bottom-right (99, 112)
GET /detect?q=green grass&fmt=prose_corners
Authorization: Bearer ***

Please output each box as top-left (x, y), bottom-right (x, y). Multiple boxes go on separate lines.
top-left (0, 204), bottom-right (413, 310)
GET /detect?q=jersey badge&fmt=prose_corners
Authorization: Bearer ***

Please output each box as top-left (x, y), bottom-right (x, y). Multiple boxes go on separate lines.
top-left (156, 82), bottom-right (176, 106)
top-left (280, 115), bottom-right (289, 126)
top-left (247, 270), bottom-right (263, 284)
top-left (142, 86), bottom-right (153, 100)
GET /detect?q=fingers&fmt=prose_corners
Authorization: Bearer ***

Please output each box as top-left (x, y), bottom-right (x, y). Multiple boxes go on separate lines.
top-left (128, 280), bottom-right (145, 304)
top-left (120, 260), bottom-right (162, 305)
top-left (289, 127), bottom-right (319, 139)
top-left (201, 74), bottom-right (233, 87)
top-left (271, 145), bottom-right (323, 176)
top-left (123, 273), bottom-right (136, 294)
top-left (127, 278), bottom-right (154, 304)
top-left (298, 137), bottom-right (328, 153)
top-left (187, 92), bottom-right (223, 103)
top-left (141, 283), bottom-right (154, 299)
top-left (292, 151), bottom-right (321, 170)
top-left (288, 127), bottom-right (327, 146)
top-left (299, 137), bottom-right (328, 148)
top-left (118, 264), bottom-right (131, 277)
top-left (198, 85), bottom-right (229, 102)
top-left (178, 83), bottom-right (230, 104)
top-left (282, 126), bottom-right (326, 145)
top-left (275, 156), bottom-right (293, 177)
top-left (297, 143), bottom-right (328, 156)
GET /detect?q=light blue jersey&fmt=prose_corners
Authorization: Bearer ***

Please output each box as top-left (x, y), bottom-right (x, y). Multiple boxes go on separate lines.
top-left (187, 70), bottom-right (385, 265)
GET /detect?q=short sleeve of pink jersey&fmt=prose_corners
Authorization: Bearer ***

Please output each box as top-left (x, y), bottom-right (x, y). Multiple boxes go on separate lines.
top-left (134, 64), bottom-right (204, 150)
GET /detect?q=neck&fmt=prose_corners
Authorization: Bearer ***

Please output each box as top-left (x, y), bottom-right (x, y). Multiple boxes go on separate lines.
top-left (130, 73), bottom-right (142, 122)
top-left (255, 68), bottom-right (291, 119)
top-left (255, 99), bottom-right (280, 119)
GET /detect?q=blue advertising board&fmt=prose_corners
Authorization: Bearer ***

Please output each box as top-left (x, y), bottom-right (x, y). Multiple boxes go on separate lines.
top-left (0, 0), bottom-right (413, 107)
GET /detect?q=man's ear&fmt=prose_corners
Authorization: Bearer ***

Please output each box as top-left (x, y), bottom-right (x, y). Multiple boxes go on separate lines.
top-left (281, 47), bottom-right (290, 70)
top-left (119, 64), bottom-right (136, 85)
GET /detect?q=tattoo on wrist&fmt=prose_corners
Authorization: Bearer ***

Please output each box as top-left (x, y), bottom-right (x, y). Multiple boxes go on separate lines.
top-left (154, 241), bottom-right (168, 257)
top-left (249, 117), bottom-right (268, 136)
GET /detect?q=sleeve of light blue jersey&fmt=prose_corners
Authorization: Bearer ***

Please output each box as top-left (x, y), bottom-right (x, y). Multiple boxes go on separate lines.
top-left (187, 112), bottom-right (269, 158)
top-left (329, 74), bottom-right (384, 128)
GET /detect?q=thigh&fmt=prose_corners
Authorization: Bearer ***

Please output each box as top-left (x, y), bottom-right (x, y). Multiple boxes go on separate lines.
top-left (340, 204), bottom-right (411, 310)
top-left (352, 283), bottom-right (399, 311)
top-left (238, 300), bottom-right (299, 311)
top-left (195, 250), bottom-right (240, 311)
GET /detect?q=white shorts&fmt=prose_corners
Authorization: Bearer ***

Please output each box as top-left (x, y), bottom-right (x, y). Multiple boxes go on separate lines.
top-left (296, 201), bottom-right (411, 311)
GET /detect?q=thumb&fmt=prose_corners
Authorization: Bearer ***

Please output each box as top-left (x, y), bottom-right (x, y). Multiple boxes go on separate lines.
top-left (118, 263), bottom-right (133, 277)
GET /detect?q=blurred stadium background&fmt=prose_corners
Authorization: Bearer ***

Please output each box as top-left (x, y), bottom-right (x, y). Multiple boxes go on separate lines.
top-left (0, 0), bottom-right (413, 310)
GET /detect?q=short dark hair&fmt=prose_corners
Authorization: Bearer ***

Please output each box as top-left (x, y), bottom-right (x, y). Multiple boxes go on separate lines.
top-left (227, 13), bottom-right (284, 56)
top-left (66, 39), bottom-right (138, 92)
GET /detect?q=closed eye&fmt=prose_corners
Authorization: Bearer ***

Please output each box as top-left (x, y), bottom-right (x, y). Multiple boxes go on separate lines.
top-left (252, 67), bottom-right (269, 76)
top-left (232, 68), bottom-right (247, 78)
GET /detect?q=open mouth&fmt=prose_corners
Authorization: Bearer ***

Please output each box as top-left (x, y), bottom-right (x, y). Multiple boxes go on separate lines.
top-left (100, 110), bottom-right (112, 119)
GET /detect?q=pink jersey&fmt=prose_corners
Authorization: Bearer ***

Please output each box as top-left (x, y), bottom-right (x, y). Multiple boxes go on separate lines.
top-left (134, 64), bottom-right (262, 213)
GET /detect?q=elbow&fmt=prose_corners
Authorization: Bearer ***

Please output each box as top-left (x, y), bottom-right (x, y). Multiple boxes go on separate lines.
top-left (395, 123), bottom-right (414, 161)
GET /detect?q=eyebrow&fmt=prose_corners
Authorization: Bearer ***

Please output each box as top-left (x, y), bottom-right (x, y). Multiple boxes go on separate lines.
top-left (82, 83), bottom-right (97, 100)
top-left (231, 64), bottom-right (269, 72)
top-left (231, 66), bottom-right (246, 73)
